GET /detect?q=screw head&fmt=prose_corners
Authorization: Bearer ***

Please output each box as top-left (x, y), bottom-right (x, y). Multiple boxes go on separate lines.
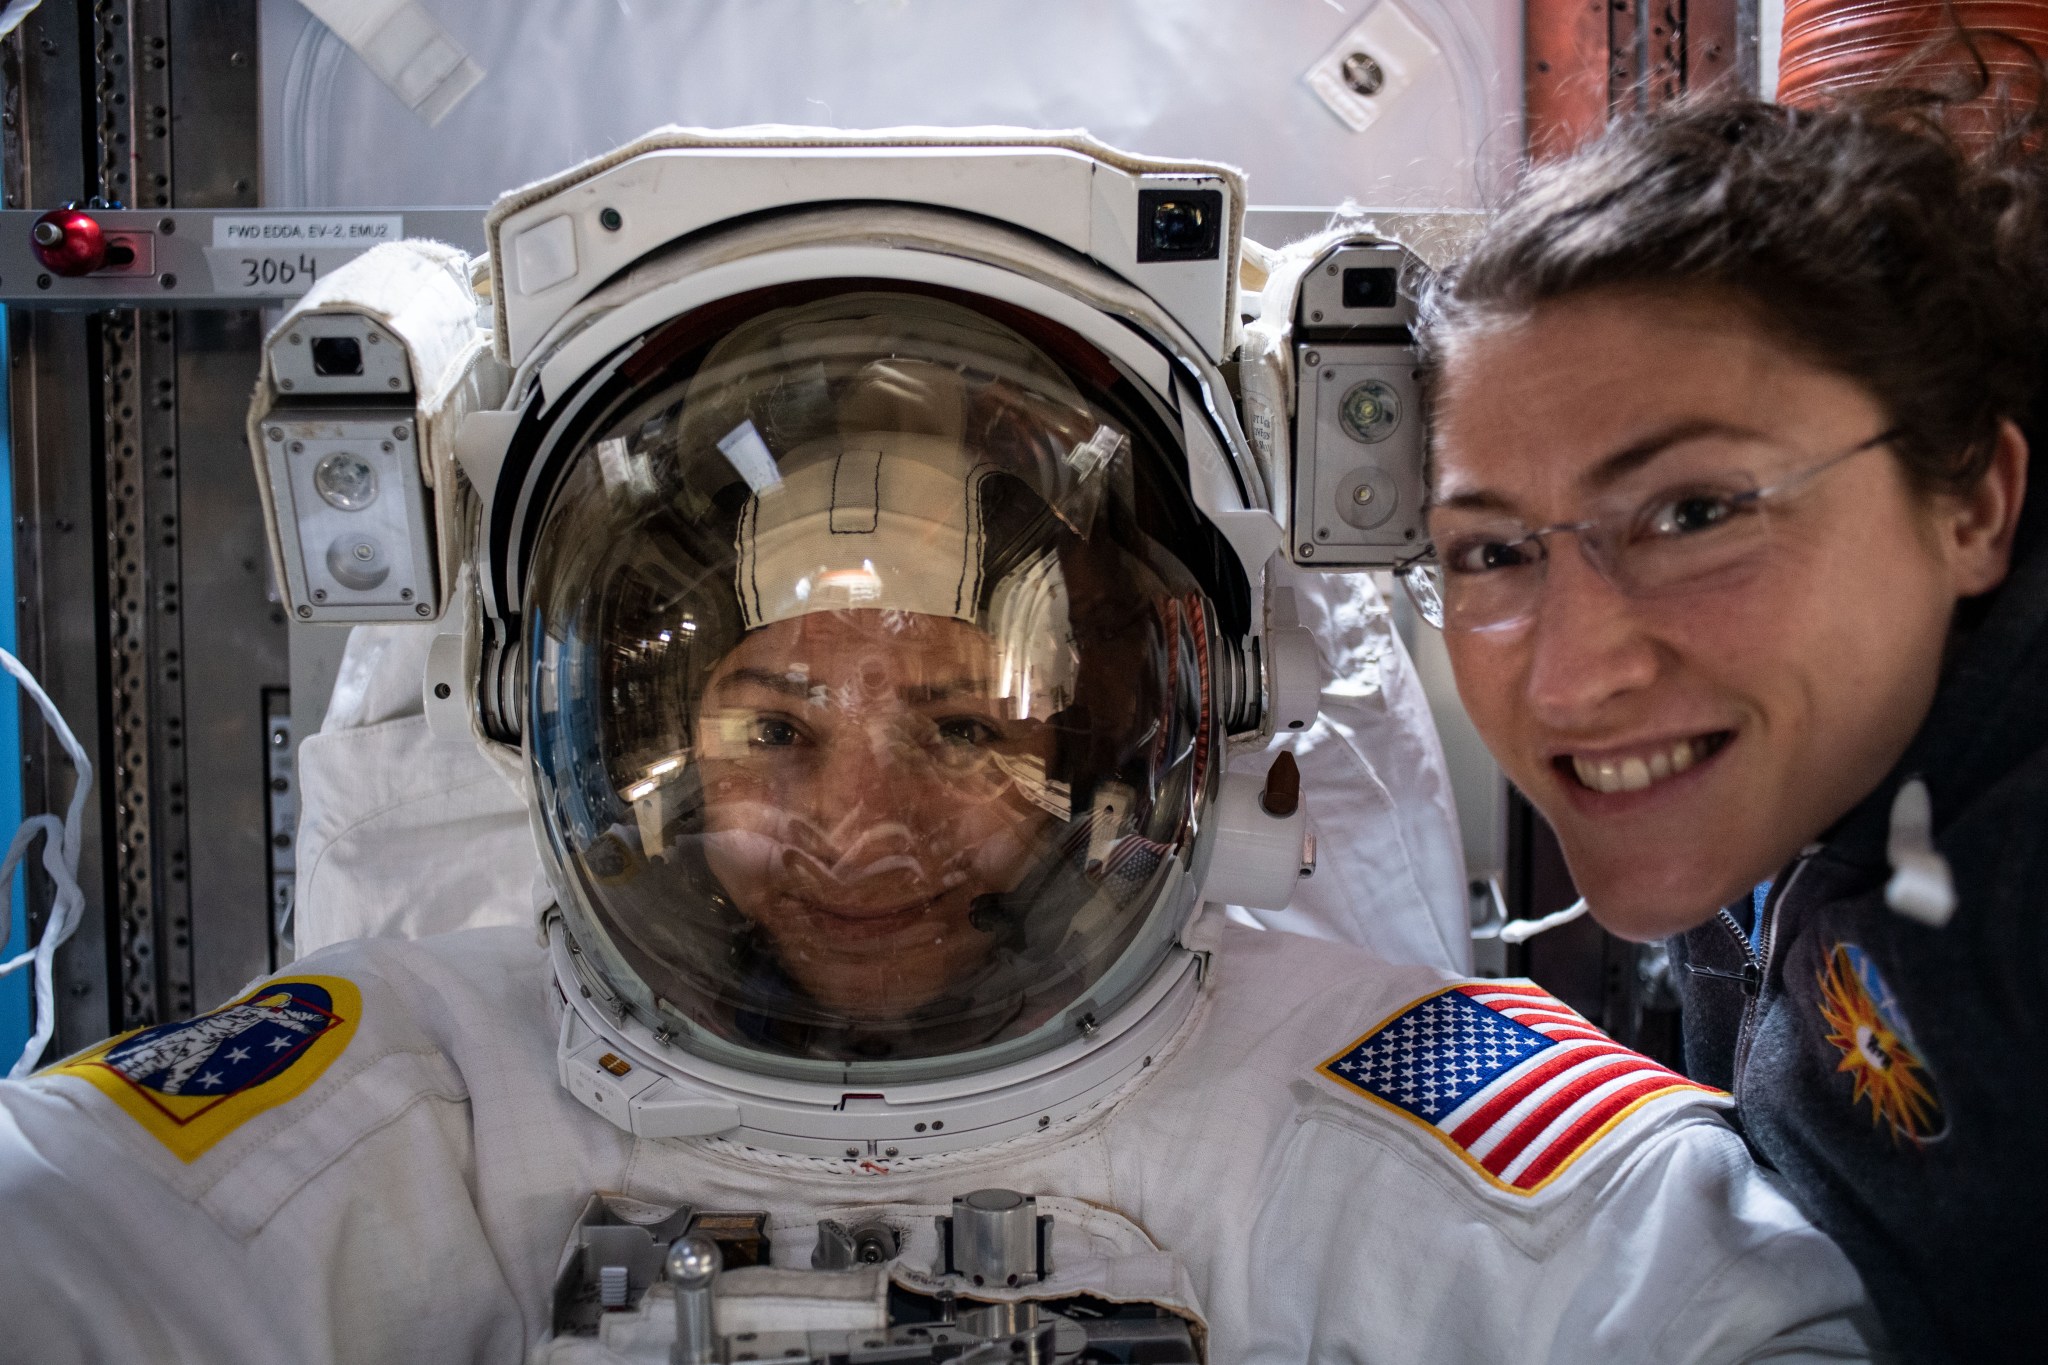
top-left (1341, 51), bottom-right (1386, 97)
top-left (296, 605), bottom-right (312, 618)
top-left (415, 603), bottom-right (432, 617)
top-left (1299, 543), bottom-right (1316, 558)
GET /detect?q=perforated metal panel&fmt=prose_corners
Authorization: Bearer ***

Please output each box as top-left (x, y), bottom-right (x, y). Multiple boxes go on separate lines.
top-left (6, 0), bottom-right (279, 1053)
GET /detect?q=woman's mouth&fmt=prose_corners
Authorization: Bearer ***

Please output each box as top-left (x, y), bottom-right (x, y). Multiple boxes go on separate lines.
top-left (1556, 731), bottom-right (1732, 795)
top-left (804, 893), bottom-right (945, 931)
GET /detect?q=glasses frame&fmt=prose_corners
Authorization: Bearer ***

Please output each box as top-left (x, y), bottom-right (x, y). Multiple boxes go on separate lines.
top-left (1396, 426), bottom-right (1903, 631)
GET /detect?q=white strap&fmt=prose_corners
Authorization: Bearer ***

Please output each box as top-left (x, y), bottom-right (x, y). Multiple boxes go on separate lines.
top-left (297, 0), bottom-right (484, 127)
top-left (0, 647), bottom-right (93, 1077)
top-left (0, 1), bottom-right (44, 43)
top-left (1497, 897), bottom-right (1589, 946)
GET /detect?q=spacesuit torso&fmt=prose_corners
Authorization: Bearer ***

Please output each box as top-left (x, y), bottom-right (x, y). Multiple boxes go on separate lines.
top-left (0, 912), bottom-right (1873, 1364)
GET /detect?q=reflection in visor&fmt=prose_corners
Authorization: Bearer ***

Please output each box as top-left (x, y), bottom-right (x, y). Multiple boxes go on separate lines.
top-left (526, 288), bottom-right (1223, 1079)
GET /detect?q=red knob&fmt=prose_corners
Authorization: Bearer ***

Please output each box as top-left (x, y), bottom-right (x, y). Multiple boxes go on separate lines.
top-left (30, 208), bottom-right (106, 276)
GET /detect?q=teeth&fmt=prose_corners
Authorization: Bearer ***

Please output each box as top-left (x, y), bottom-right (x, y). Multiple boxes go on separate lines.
top-left (1571, 738), bottom-right (1708, 794)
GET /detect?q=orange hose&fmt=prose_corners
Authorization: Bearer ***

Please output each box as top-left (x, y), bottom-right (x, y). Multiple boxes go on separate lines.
top-left (1779, 0), bottom-right (2048, 106)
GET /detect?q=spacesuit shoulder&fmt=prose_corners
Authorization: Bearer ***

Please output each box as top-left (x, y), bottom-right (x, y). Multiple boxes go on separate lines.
top-left (0, 927), bottom-right (574, 1359)
top-left (1204, 923), bottom-right (1731, 1201)
top-left (22, 925), bottom-right (544, 1179)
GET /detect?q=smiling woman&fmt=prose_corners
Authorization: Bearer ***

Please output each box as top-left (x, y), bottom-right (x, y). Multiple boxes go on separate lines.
top-left (1415, 36), bottom-right (2048, 1363)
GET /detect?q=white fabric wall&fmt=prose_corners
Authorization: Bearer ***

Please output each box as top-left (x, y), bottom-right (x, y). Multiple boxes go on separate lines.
top-left (260, 0), bottom-right (1520, 213)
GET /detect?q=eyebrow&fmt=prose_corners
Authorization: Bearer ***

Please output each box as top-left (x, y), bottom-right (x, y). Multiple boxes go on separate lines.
top-left (1429, 417), bottom-right (1771, 514)
top-left (713, 667), bottom-right (810, 698)
top-left (713, 668), bottom-right (992, 704)
top-left (902, 679), bottom-right (994, 705)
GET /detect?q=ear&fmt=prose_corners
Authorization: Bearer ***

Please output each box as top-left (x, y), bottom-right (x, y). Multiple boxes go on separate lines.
top-left (1945, 418), bottom-right (2029, 598)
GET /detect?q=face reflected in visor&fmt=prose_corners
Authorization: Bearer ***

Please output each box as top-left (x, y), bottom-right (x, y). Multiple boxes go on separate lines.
top-left (527, 288), bottom-right (1228, 1076)
top-left (697, 609), bottom-right (1059, 1022)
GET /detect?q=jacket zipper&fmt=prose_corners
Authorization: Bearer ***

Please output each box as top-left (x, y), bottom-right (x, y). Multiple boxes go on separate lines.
top-left (1727, 850), bottom-right (1816, 1099)
top-left (1699, 905), bottom-right (1762, 993)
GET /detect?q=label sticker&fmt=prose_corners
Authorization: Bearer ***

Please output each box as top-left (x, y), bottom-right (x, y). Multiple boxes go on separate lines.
top-left (47, 975), bottom-right (361, 1162)
top-left (203, 215), bottom-right (403, 295)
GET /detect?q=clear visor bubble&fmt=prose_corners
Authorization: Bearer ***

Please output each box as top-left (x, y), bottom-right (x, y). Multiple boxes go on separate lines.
top-left (526, 288), bottom-right (1233, 1082)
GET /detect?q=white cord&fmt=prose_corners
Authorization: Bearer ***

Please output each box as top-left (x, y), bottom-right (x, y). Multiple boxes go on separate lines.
top-left (1497, 897), bottom-right (1590, 945)
top-left (0, 647), bottom-right (93, 1078)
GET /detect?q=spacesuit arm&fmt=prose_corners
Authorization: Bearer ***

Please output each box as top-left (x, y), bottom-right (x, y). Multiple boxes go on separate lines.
top-left (1536, 1116), bottom-right (1884, 1364)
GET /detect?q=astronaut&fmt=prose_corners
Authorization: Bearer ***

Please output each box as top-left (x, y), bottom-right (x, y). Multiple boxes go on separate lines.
top-left (0, 132), bottom-right (1875, 1362)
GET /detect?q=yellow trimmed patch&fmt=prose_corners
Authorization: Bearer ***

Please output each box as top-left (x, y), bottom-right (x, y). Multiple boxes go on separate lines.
top-left (46, 974), bottom-right (359, 1162)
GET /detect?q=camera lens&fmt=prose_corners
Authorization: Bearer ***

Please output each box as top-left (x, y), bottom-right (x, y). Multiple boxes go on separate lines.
top-left (1341, 267), bottom-right (1398, 310)
top-left (1339, 379), bottom-right (1400, 444)
top-left (310, 335), bottom-right (364, 377)
top-left (1150, 201), bottom-right (1206, 253)
top-left (313, 451), bottom-right (379, 511)
top-left (1136, 188), bottom-right (1223, 262)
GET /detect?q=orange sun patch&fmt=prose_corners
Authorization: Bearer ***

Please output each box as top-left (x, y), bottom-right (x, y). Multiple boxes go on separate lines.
top-left (1815, 943), bottom-right (1943, 1147)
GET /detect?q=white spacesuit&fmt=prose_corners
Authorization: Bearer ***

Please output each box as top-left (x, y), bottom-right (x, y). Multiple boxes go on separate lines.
top-left (0, 131), bottom-right (1876, 1363)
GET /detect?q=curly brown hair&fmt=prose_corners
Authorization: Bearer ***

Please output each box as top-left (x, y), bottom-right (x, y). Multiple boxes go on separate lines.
top-left (1419, 29), bottom-right (2048, 500)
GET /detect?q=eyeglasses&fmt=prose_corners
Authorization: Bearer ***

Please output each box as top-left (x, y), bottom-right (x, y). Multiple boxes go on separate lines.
top-left (1396, 428), bottom-right (1900, 633)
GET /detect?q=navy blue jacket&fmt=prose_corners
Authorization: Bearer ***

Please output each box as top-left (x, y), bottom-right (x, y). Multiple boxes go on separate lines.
top-left (1675, 531), bottom-right (2048, 1363)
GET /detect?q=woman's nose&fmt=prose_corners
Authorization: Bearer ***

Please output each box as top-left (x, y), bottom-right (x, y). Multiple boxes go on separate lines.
top-left (1519, 542), bottom-right (1663, 729)
top-left (801, 717), bottom-right (950, 837)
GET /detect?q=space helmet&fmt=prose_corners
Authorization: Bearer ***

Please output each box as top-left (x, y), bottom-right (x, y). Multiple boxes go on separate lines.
top-left (526, 288), bottom-right (1237, 1092)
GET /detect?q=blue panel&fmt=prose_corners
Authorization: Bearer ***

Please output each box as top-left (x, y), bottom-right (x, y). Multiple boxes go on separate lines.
top-left (0, 307), bottom-right (25, 1066)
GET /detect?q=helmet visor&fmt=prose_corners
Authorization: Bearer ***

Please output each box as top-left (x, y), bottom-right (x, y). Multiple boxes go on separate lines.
top-left (527, 289), bottom-right (1218, 1081)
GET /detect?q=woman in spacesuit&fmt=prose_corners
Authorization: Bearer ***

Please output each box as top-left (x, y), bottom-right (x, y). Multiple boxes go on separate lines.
top-left (1410, 44), bottom-right (2048, 1360)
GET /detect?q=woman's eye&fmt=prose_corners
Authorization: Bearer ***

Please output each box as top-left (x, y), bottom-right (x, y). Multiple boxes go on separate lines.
top-left (1442, 536), bottom-right (1535, 575)
top-left (749, 717), bottom-right (803, 748)
top-left (936, 716), bottom-right (999, 747)
top-left (1645, 491), bottom-right (1741, 537)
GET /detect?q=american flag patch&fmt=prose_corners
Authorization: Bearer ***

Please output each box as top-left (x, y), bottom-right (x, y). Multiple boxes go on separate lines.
top-left (1319, 983), bottom-right (1726, 1195)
